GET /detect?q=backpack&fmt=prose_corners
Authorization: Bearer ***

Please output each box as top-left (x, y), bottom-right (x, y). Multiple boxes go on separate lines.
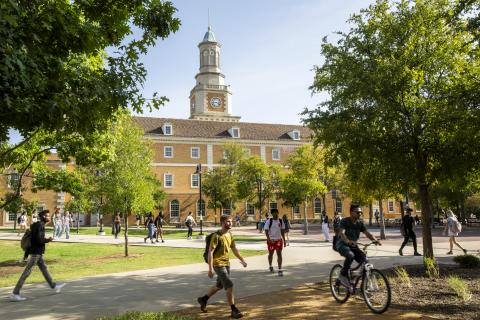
top-left (185, 219), bottom-right (192, 227)
top-left (451, 220), bottom-right (462, 233)
top-left (203, 231), bottom-right (225, 263)
top-left (17, 216), bottom-right (22, 224)
top-left (266, 218), bottom-right (283, 230)
top-left (20, 229), bottom-right (32, 251)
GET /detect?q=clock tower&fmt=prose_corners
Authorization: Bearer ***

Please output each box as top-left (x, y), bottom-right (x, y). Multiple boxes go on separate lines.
top-left (189, 25), bottom-right (240, 122)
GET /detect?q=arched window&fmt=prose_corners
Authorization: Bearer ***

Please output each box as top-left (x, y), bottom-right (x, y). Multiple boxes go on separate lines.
top-left (314, 198), bottom-right (322, 214)
top-left (170, 200), bottom-right (180, 219)
top-left (202, 50), bottom-right (208, 66)
top-left (293, 205), bottom-right (301, 219)
top-left (197, 200), bottom-right (205, 216)
top-left (209, 50), bottom-right (215, 65)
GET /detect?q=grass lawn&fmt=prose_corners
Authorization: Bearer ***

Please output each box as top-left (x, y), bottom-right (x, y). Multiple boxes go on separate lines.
top-left (0, 227), bottom-right (265, 241)
top-left (0, 241), bottom-right (265, 287)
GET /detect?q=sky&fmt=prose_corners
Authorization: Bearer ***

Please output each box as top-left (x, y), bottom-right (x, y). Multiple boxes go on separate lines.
top-left (135, 0), bottom-right (373, 125)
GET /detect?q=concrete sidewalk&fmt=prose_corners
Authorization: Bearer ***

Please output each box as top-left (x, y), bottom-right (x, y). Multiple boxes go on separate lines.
top-left (0, 227), bottom-right (478, 319)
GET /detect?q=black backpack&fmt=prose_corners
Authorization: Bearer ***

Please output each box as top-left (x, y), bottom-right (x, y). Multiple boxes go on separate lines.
top-left (266, 218), bottom-right (283, 230)
top-left (203, 231), bottom-right (225, 263)
top-left (21, 229), bottom-right (32, 251)
top-left (17, 216), bottom-right (22, 224)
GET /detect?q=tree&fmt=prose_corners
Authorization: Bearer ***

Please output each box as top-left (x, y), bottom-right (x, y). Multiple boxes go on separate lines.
top-left (279, 145), bottom-right (326, 234)
top-left (1, 0), bottom-right (180, 207)
top-left (202, 167), bottom-right (236, 226)
top-left (304, 0), bottom-right (480, 258)
top-left (96, 113), bottom-right (164, 257)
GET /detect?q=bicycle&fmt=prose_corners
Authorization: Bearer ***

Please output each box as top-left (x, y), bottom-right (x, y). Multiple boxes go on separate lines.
top-left (329, 241), bottom-right (391, 314)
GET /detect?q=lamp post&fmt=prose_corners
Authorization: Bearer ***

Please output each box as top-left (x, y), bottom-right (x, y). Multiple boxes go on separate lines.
top-left (195, 164), bottom-right (204, 239)
top-left (96, 170), bottom-right (105, 235)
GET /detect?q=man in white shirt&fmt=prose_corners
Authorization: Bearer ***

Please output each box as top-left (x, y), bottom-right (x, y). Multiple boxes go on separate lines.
top-left (264, 208), bottom-right (286, 276)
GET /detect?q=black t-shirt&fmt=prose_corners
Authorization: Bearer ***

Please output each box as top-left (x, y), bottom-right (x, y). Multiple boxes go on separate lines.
top-left (154, 216), bottom-right (163, 228)
top-left (403, 215), bottom-right (415, 231)
top-left (339, 217), bottom-right (366, 242)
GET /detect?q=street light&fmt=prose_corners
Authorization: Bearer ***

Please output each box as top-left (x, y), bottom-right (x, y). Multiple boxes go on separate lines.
top-left (96, 170), bottom-right (105, 235)
top-left (195, 164), bottom-right (204, 239)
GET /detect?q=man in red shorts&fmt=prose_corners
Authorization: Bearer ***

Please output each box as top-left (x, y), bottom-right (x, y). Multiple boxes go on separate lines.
top-left (264, 208), bottom-right (286, 276)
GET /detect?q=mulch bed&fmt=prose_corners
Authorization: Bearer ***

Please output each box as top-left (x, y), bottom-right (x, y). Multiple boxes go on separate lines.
top-left (384, 264), bottom-right (480, 320)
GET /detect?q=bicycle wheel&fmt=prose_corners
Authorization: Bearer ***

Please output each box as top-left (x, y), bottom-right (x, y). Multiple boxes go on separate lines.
top-left (329, 264), bottom-right (350, 303)
top-left (362, 268), bottom-right (391, 314)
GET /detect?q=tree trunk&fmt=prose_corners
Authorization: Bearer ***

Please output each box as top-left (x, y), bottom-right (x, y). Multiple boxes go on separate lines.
top-left (14, 212), bottom-right (18, 231)
top-left (368, 202), bottom-right (373, 227)
top-left (378, 198), bottom-right (386, 240)
top-left (124, 212), bottom-right (129, 257)
top-left (400, 199), bottom-right (405, 219)
top-left (303, 197), bottom-right (309, 235)
top-left (322, 193), bottom-right (327, 216)
top-left (418, 183), bottom-right (434, 258)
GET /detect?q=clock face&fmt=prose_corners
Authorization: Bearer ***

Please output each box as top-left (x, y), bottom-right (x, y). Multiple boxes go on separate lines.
top-left (210, 97), bottom-right (221, 108)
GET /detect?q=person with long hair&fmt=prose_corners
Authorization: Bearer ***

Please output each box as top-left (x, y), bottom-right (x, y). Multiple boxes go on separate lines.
top-left (444, 210), bottom-right (467, 255)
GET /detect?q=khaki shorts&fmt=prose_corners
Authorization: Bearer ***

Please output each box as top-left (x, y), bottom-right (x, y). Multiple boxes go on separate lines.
top-left (214, 266), bottom-right (233, 290)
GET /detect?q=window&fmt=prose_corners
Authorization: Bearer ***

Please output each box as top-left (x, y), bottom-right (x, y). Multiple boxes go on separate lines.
top-left (164, 146), bottom-right (173, 158)
top-left (335, 198), bottom-right (343, 213)
top-left (314, 198), bottom-right (322, 214)
top-left (293, 130), bottom-right (300, 140)
top-left (293, 205), bottom-right (301, 218)
top-left (388, 199), bottom-right (395, 212)
top-left (269, 202), bottom-right (278, 213)
top-left (246, 203), bottom-right (255, 216)
top-left (170, 200), bottom-right (180, 218)
top-left (164, 174), bottom-right (173, 188)
top-left (8, 212), bottom-right (16, 221)
top-left (197, 200), bottom-right (205, 216)
top-left (272, 149), bottom-right (280, 161)
top-left (191, 147), bottom-right (200, 159)
top-left (7, 172), bottom-right (19, 189)
top-left (222, 208), bottom-right (231, 216)
top-left (331, 189), bottom-right (338, 199)
top-left (228, 127), bottom-right (240, 138)
top-left (162, 123), bottom-right (173, 135)
top-left (191, 174), bottom-right (199, 188)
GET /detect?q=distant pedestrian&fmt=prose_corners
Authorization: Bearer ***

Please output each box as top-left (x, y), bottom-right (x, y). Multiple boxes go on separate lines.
top-left (135, 214), bottom-right (141, 229)
top-left (282, 214), bottom-right (291, 246)
top-left (61, 211), bottom-right (72, 239)
top-left (197, 215), bottom-right (247, 319)
top-left (53, 208), bottom-right (62, 239)
top-left (234, 214), bottom-right (241, 227)
top-left (264, 209), bottom-right (286, 276)
top-left (444, 210), bottom-right (467, 255)
top-left (414, 214), bottom-right (420, 225)
top-left (113, 212), bottom-right (121, 239)
top-left (10, 210), bottom-right (65, 301)
top-left (321, 211), bottom-right (330, 242)
top-left (17, 212), bottom-right (27, 236)
top-left (185, 212), bottom-right (197, 240)
top-left (31, 212), bottom-right (38, 223)
top-left (399, 208), bottom-right (421, 256)
top-left (333, 211), bottom-right (342, 235)
top-left (259, 213), bottom-right (269, 233)
top-left (155, 212), bottom-right (165, 243)
top-left (144, 214), bottom-right (155, 244)
top-left (374, 209), bottom-right (379, 225)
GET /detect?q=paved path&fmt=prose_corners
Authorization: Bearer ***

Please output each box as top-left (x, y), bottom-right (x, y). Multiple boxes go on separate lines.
top-left (0, 226), bottom-right (478, 319)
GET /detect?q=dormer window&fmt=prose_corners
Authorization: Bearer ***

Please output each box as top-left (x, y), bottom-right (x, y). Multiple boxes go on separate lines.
top-left (163, 123), bottom-right (173, 135)
top-left (228, 127), bottom-right (240, 138)
top-left (288, 130), bottom-right (301, 140)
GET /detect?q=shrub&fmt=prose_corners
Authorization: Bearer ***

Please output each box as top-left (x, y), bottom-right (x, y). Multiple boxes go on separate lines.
top-left (96, 312), bottom-right (195, 320)
top-left (424, 257), bottom-right (440, 279)
top-left (447, 276), bottom-right (472, 302)
top-left (453, 254), bottom-right (480, 268)
top-left (393, 266), bottom-right (411, 287)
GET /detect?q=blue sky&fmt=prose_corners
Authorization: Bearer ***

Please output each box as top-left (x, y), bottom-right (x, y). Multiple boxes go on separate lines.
top-left (136, 0), bottom-right (372, 125)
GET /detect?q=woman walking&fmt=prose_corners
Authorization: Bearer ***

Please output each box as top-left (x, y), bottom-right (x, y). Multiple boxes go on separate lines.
top-left (444, 210), bottom-right (467, 255)
top-left (144, 214), bottom-right (156, 244)
top-left (113, 212), bottom-right (122, 239)
top-left (282, 214), bottom-right (291, 246)
top-left (321, 211), bottom-right (330, 242)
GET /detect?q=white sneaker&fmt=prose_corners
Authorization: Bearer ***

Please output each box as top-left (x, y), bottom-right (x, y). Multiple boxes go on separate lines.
top-left (10, 294), bottom-right (26, 301)
top-left (53, 283), bottom-right (66, 293)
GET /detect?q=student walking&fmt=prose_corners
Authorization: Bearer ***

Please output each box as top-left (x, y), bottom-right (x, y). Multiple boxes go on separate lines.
top-left (444, 210), bottom-right (467, 255)
top-left (185, 212), bottom-right (196, 240)
top-left (61, 211), bottom-right (72, 239)
top-left (17, 212), bottom-right (27, 236)
top-left (282, 214), bottom-right (291, 246)
top-left (234, 214), bottom-right (241, 227)
top-left (321, 211), bottom-right (330, 242)
top-left (197, 215), bottom-right (247, 319)
top-left (144, 214), bottom-right (156, 244)
top-left (135, 214), bottom-right (141, 229)
top-left (113, 212), bottom-right (121, 239)
top-left (155, 212), bottom-right (165, 243)
top-left (10, 210), bottom-right (65, 301)
top-left (264, 209), bottom-right (286, 276)
top-left (53, 208), bottom-right (62, 239)
top-left (399, 208), bottom-right (422, 256)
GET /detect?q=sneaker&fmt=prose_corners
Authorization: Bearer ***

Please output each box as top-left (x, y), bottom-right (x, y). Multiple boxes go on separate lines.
top-left (9, 294), bottom-right (26, 302)
top-left (161, 240), bottom-right (165, 243)
top-left (231, 308), bottom-right (243, 319)
top-left (338, 274), bottom-right (351, 288)
top-left (278, 270), bottom-right (283, 277)
top-left (269, 266), bottom-right (274, 273)
top-left (398, 249), bottom-right (403, 256)
top-left (414, 252), bottom-right (422, 256)
top-left (446, 251), bottom-right (453, 255)
top-left (156, 240), bottom-right (159, 243)
top-left (53, 283), bottom-right (66, 293)
top-left (197, 296), bottom-right (207, 312)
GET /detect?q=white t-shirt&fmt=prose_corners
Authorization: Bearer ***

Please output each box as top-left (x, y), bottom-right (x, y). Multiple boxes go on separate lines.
top-left (185, 215), bottom-right (195, 225)
top-left (264, 218), bottom-right (285, 240)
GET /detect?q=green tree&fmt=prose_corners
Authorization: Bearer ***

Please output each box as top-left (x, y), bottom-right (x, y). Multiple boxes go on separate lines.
top-left (279, 145), bottom-right (326, 235)
top-left (304, 0), bottom-right (480, 258)
top-left (202, 167), bottom-right (236, 225)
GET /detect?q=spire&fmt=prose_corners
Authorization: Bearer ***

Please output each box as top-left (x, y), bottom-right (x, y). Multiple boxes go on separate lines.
top-left (202, 10), bottom-right (216, 42)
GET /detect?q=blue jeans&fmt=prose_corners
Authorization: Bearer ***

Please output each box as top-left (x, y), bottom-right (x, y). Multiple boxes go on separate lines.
top-left (63, 225), bottom-right (70, 239)
top-left (54, 224), bottom-right (62, 238)
top-left (336, 242), bottom-right (367, 276)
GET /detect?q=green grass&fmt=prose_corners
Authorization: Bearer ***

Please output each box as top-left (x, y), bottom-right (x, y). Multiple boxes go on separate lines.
top-left (97, 311), bottom-right (194, 320)
top-left (0, 240), bottom-right (265, 287)
top-left (447, 276), bottom-right (472, 301)
top-left (0, 227), bottom-right (265, 241)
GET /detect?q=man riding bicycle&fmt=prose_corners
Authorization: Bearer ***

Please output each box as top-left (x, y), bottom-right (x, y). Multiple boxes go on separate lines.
top-left (336, 204), bottom-right (381, 287)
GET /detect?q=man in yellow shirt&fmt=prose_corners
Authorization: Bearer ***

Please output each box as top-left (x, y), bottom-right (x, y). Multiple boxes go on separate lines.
top-left (197, 215), bottom-right (247, 319)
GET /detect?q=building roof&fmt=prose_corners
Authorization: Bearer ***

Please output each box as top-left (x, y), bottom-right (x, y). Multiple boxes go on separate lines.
top-left (202, 26), bottom-right (216, 42)
top-left (134, 116), bottom-right (312, 142)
